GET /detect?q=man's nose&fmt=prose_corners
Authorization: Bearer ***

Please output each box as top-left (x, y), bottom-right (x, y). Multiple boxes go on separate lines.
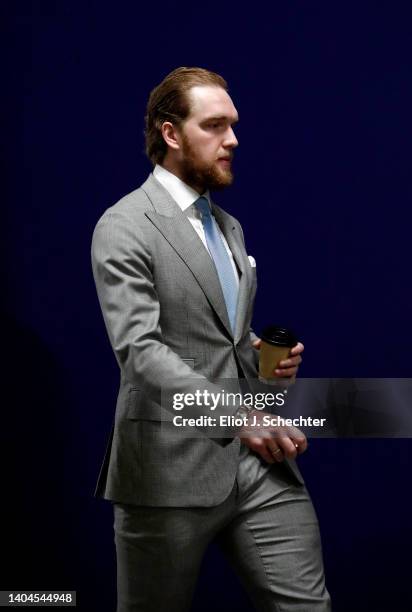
top-left (224, 126), bottom-right (239, 148)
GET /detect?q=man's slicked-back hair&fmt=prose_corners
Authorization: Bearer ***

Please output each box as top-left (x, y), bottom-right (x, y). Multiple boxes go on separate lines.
top-left (144, 66), bottom-right (228, 166)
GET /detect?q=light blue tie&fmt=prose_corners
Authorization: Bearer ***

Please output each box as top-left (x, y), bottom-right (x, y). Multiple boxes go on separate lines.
top-left (195, 196), bottom-right (239, 333)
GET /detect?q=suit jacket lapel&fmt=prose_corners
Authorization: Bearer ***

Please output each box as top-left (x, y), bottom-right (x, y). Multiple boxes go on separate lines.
top-left (141, 174), bottom-right (233, 336)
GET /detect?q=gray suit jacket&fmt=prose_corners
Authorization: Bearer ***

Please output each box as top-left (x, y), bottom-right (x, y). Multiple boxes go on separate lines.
top-left (91, 172), bottom-right (304, 506)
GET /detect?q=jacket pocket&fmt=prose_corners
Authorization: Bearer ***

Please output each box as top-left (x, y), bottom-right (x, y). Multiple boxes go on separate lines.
top-left (126, 358), bottom-right (195, 420)
top-left (126, 389), bottom-right (175, 422)
top-left (182, 358), bottom-right (195, 368)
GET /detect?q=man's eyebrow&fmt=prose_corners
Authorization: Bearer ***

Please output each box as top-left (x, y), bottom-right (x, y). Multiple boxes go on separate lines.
top-left (202, 115), bottom-right (239, 123)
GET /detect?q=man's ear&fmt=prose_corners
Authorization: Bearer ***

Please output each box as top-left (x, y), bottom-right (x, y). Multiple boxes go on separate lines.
top-left (161, 121), bottom-right (181, 151)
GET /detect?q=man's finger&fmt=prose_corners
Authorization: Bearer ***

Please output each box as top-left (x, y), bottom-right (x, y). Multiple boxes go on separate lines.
top-left (286, 427), bottom-right (308, 454)
top-left (266, 440), bottom-right (284, 462)
top-left (274, 366), bottom-right (298, 377)
top-left (290, 342), bottom-right (304, 356)
top-left (277, 437), bottom-right (298, 459)
top-left (241, 437), bottom-right (276, 464)
top-left (292, 436), bottom-right (308, 454)
top-left (278, 355), bottom-right (302, 368)
top-left (256, 441), bottom-right (276, 464)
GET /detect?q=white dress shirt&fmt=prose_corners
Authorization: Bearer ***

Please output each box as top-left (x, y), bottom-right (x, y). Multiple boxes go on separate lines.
top-left (153, 164), bottom-right (239, 287)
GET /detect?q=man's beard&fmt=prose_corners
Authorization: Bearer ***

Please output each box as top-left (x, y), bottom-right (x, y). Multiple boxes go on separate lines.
top-left (179, 134), bottom-right (234, 192)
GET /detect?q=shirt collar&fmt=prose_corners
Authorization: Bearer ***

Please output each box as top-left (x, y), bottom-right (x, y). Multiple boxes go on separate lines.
top-left (153, 164), bottom-right (211, 213)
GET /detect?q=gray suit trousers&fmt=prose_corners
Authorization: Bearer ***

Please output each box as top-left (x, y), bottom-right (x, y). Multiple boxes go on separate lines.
top-left (113, 464), bottom-right (331, 612)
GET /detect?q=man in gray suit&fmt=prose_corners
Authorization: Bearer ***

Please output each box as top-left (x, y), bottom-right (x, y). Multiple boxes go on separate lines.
top-left (92, 67), bottom-right (331, 611)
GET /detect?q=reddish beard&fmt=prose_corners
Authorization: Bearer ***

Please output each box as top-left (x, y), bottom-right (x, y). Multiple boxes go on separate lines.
top-left (179, 134), bottom-right (234, 192)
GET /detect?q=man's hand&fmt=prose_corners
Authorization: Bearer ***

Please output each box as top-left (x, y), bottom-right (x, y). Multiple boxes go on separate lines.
top-left (239, 409), bottom-right (308, 464)
top-left (252, 338), bottom-right (304, 379)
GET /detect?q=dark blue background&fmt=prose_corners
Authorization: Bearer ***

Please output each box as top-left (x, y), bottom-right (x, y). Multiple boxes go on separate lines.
top-left (2, 1), bottom-right (411, 610)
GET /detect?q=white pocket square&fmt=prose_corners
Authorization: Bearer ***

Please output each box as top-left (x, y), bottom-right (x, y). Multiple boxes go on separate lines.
top-left (248, 255), bottom-right (256, 268)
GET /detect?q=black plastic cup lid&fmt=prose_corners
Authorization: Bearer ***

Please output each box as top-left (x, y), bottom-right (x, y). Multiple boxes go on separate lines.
top-left (261, 326), bottom-right (297, 347)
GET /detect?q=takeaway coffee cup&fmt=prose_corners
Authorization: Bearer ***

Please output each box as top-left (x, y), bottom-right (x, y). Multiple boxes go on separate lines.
top-left (258, 326), bottom-right (298, 385)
